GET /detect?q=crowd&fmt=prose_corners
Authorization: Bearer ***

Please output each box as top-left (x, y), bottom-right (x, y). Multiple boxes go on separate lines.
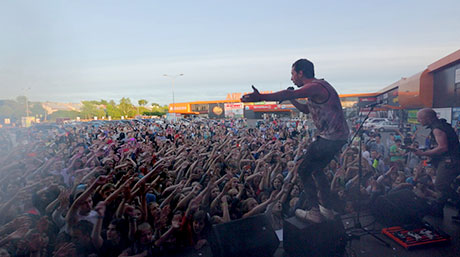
top-left (0, 117), bottom-right (458, 257)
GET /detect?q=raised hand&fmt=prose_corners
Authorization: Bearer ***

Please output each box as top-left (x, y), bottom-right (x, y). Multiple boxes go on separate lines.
top-left (95, 175), bottom-right (108, 185)
top-left (241, 85), bottom-right (262, 102)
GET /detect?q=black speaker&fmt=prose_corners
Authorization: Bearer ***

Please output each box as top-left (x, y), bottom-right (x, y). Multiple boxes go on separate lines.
top-left (209, 214), bottom-right (280, 257)
top-left (283, 216), bottom-right (346, 257)
top-left (371, 189), bottom-right (429, 226)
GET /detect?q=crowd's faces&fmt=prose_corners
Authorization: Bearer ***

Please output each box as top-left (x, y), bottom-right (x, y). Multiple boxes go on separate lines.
top-left (230, 178), bottom-right (239, 189)
top-left (272, 200), bottom-right (282, 214)
top-left (272, 178), bottom-right (282, 191)
top-left (192, 219), bottom-right (205, 234)
top-left (290, 185), bottom-right (300, 198)
top-left (389, 172), bottom-right (398, 181)
top-left (106, 224), bottom-right (121, 242)
top-left (394, 175), bottom-right (405, 185)
top-left (211, 187), bottom-right (220, 199)
top-left (370, 150), bottom-right (379, 159)
top-left (133, 208), bottom-right (143, 220)
top-left (101, 186), bottom-right (114, 199)
top-left (287, 161), bottom-right (295, 171)
top-left (148, 202), bottom-right (161, 219)
top-left (245, 198), bottom-right (258, 212)
top-left (79, 197), bottom-right (93, 215)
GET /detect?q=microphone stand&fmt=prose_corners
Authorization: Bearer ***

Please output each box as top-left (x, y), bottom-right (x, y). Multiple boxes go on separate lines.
top-left (346, 103), bottom-right (390, 247)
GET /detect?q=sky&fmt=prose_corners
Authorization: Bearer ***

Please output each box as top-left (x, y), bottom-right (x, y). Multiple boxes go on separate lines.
top-left (1, 0), bottom-right (459, 106)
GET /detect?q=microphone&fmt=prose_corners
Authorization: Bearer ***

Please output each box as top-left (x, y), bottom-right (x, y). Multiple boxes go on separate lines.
top-left (364, 100), bottom-right (384, 108)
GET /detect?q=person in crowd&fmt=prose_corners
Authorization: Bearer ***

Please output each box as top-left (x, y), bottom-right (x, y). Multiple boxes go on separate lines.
top-left (368, 149), bottom-right (387, 175)
top-left (368, 133), bottom-right (386, 158)
top-left (390, 138), bottom-right (406, 170)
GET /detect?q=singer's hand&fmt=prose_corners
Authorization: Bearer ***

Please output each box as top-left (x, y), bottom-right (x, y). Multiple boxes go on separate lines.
top-left (241, 86), bottom-right (262, 102)
top-left (414, 150), bottom-right (424, 156)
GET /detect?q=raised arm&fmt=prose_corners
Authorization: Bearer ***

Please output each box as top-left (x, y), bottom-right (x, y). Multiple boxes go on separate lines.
top-left (241, 83), bottom-right (324, 102)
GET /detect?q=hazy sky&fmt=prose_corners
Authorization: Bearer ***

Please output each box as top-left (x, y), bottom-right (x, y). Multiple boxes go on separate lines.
top-left (1, 0), bottom-right (459, 105)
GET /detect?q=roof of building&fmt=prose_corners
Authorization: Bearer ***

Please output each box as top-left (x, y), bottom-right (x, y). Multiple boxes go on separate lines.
top-left (427, 49), bottom-right (460, 72)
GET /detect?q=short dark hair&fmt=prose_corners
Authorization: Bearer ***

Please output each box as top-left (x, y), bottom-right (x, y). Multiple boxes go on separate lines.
top-left (110, 218), bottom-right (128, 235)
top-left (292, 59), bottom-right (315, 78)
top-left (193, 210), bottom-right (206, 222)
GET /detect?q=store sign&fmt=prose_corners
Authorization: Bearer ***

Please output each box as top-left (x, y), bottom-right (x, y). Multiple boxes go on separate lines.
top-left (246, 104), bottom-right (280, 110)
top-left (407, 110), bottom-right (419, 124)
top-left (377, 88), bottom-right (399, 106)
top-left (209, 103), bottom-right (225, 119)
top-left (224, 103), bottom-right (243, 118)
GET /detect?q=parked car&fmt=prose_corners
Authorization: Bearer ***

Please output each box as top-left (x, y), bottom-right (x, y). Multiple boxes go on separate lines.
top-left (365, 118), bottom-right (390, 124)
top-left (364, 120), bottom-right (399, 132)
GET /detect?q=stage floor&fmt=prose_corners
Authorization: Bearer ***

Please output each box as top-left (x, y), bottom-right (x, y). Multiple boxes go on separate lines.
top-left (173, 205), bottom-right (460, 257)
top-left (334, 205), bottom-right (460, 257)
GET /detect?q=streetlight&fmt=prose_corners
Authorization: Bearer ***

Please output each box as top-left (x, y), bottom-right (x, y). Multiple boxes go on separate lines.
top-left (163, 73), bottom-right (184, 122)
top-left (22, 87), bottom-right (31, 117)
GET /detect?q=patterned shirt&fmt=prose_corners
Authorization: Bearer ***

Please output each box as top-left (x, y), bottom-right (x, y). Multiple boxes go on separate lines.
top-left (306, 79), bottom-right (349, 140)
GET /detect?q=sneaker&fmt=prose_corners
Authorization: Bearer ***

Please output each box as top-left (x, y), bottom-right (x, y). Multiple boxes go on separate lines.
top-left (295, 207), bottom-right (323, 223)
top-left (319, 205), bottom-right (336, 220)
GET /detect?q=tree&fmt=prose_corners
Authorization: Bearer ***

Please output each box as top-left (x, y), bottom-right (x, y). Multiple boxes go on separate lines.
top-left (118, 98), bottom-right (136, 118)
top-left (144, 104), bottom-right (168, 117)
top-left (137, 99), bottom-right (148, 115)
top-left (80, 101), bottom-right (105, 120)
top-left (138, 99), bottom-right (148, 107)
top-left (48, 110), bottom-right (80, 121)
top-left (106, 100), bottom-right (121, 119)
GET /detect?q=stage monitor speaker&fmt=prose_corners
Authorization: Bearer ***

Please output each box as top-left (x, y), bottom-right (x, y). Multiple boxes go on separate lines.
top-left (371, 189), bottom-right (429, 226)
top-left (209, 214), bottom-right (279, 257)
top-left (283, 216), bottom-right (346, 257)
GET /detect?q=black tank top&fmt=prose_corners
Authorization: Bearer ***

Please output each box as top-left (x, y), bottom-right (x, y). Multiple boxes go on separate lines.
top-left (429, 119), bottom-right (460, 160)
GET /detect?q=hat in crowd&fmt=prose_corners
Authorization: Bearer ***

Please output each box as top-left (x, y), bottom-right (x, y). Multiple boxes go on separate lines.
top-left (146, 193), bottom-right (156, 204)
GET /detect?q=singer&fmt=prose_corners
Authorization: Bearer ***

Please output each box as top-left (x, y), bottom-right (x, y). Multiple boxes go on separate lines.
top-left (241, 59), bottom-right (349, 223)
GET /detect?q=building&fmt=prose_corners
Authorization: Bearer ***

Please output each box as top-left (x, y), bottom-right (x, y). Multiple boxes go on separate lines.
top-left (168, 93), bottom-right (375, 119)
top-left (168, 49), bottom-right (460, 128)
top-left (360, 49), bottom-right (460, 127)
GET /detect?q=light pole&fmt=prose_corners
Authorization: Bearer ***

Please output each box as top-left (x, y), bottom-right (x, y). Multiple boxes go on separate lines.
top-left (22, 87), bottom-right (31, 117)
top-left (163, 73), bottom-right (184, 122)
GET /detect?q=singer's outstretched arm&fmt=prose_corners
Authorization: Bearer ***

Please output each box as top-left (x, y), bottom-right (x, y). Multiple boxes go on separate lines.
top-left (241, 82), bottom-right (328, 103)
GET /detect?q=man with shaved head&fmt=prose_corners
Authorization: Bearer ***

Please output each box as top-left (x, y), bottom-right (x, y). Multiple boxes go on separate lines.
top-left (415, 108), bottom-right (460, 217)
